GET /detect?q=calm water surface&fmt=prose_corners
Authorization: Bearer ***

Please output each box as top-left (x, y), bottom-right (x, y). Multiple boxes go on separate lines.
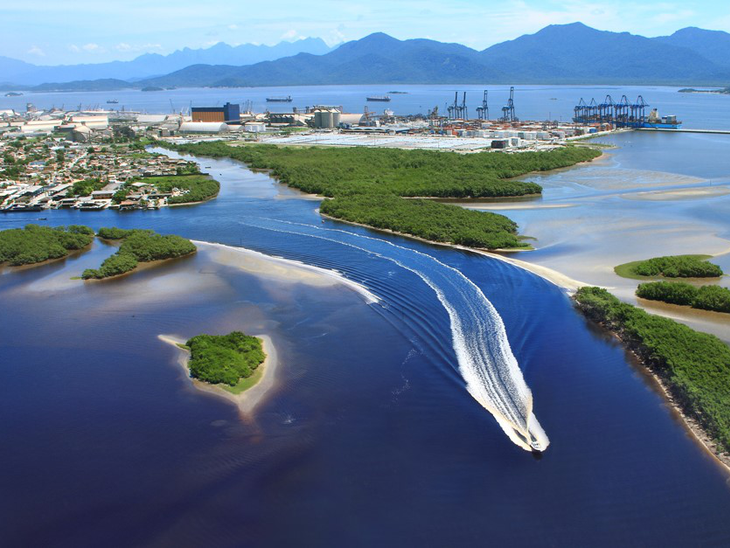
top-left (1, 139), bottom-right (730, 547)
top-left (2, 84), bottom-right (730, 129)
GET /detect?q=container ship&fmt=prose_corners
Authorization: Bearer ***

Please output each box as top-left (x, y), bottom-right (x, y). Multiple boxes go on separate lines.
top-left (266, 96), bottom-right (292, 103)
top-left (639, 109), bottom-right (682, 129)
top-left (366, 95), bottom-right (391, 102)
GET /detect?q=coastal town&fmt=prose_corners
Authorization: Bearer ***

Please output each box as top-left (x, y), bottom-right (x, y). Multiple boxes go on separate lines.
top-left (0, 122), bottom-right (215, 212)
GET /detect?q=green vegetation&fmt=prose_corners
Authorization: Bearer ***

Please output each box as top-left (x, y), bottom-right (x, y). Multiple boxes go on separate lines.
top-left (164, 141), bottom-right (600, 250)
top-left (637, 281), bottom-right (730, 314)
top-left (167, 141), bottom-right (600, 198)
top-left (615, 255), bottom-right (723, 280)
top-left (321, 193), bottom-right (528, 249)
top-left (85, 252), bottom-right (139, 279)
top-left (0, 225), bottom-right (94, 266)
top-left (143, 174), bottom-right (220, 204)
top-left (82, 228), bottom-right (196, 279)
top-left (185, 331), bottom-right (266, 387)
top-left (67, 178), bottom-right (105, 198)
top-left (96, 227), bottom-right (135, 240)
top-left (574, 287), bottom-right (730, 453)
top-left (110, 174), bottom-right (220, 205)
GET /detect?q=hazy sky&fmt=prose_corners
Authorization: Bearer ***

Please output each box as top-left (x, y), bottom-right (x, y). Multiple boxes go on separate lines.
top-left (5, 0), bottom-right (730, 64)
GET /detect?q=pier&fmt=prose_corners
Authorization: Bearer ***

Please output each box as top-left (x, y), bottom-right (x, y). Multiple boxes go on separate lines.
top-left (637, 127), bottom-right (730, 135)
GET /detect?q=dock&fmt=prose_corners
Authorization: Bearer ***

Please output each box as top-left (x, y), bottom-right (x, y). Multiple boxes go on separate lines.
top-left (637, 128), bottom-right (730, 135)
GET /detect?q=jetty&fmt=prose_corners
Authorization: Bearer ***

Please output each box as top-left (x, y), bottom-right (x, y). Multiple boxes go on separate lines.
top-left (637, 128), bottom-right (730, 135)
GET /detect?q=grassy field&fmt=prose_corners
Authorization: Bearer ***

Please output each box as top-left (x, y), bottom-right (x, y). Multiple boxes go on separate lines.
top-left (219, 366), bottom-right (264, 394)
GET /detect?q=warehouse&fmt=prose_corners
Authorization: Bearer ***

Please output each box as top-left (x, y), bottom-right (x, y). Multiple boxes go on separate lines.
top-left (191, 102), bottom-right (240, 124)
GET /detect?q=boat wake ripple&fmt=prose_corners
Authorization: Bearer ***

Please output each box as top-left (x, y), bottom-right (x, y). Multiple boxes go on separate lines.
top-left (240, 219), bottom-right (549, 452)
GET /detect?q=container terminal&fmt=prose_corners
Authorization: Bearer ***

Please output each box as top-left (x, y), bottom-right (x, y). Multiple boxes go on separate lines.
top-left (572, 95), bottom-right (681, 129)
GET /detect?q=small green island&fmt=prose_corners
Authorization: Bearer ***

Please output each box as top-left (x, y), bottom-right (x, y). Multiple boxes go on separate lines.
top-left (163, 141), bottom-right (601, 251)
top-left (679, 87), bottom-right (730, 95)
top-left (574, 287), bottom-right (730, 457)
top-left (0, 224), bottom-right (95, 266)
top-left (184, 332), bottom-right (266, 394)
top-left (82, 227), bottom-right (197, 279)
top-left (637, 281), bottom-right (730, 314)
top-left (614, 255), bottom-right (723, 280)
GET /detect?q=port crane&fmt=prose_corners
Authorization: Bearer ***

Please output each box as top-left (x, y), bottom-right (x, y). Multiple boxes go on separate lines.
top-left (476, 90), bottom-right (489, 120)
top-left (500, 87), bottom-right (517, 123)
top-left (573, 95), bottom-right (652, 127)
top-left (447, 92), bottom-right (468, 120)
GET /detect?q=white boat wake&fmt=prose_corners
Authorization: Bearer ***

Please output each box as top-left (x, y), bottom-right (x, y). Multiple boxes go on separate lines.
top-left (242, 219), bottom-right (550, 452)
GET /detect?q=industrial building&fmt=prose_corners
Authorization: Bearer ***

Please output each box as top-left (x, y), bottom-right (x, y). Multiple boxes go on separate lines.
top-left (191, 102), bottom-right (240, 124)
top-left (179, 122), bottom-right (230, 134)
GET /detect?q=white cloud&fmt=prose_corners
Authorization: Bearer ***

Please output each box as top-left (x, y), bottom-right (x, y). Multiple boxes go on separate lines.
top-left (82, 43), bottom-right (102, 52)
top-left (27, 45), bottom-right (45, 57)
top-left (113, 42), bottom-right (161, 52)
top-left (280, 29), bottom-right (305, 41)
top-left (228, 24), bottom-right (238, 30)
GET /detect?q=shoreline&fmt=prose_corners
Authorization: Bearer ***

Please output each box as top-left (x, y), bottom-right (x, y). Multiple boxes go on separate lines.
top-left (81, 251), bottom-right (197, 282)
top-left (194, 240), bottom-right (380, 304)
top-left (574, 301), bottom-right (730, 475)
top-left (158, 333), bottom-right (279, 417)
top-left (0, 242), bottom-right (93, 273)
top-left (319, 213), bottom-right (587, 291)
top-left (166, 193), bottom-right (219, 207)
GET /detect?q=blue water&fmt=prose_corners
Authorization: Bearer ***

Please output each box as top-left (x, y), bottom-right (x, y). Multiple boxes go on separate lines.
top-left (1, 141), bottom-right (730, 546)
top-left (3, 84), bottom-right (730, 129)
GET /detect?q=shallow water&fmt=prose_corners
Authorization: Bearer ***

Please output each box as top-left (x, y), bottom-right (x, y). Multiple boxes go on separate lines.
top-left (485, 130), bottom-right (730, 341)
top-left (2, 144), bottom-right (730, 547)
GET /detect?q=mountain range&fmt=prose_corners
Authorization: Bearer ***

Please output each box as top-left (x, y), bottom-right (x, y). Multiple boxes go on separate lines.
top-left (0, 38), bottom-right (333, 87)
top-left (3, 23), bottom-right (730, 90)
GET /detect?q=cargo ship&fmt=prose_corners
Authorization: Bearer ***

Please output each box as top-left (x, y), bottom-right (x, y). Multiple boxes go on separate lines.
top-left (366, 95), bottom-right (391, 102)
top-left (639, 109), bottom-right (682, 129)
top-left (266, 96), bottom-right (292, 102)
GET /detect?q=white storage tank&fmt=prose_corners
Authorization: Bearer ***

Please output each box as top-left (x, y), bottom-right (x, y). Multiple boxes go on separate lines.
top-left (179, 122), bottom-right (230, 133)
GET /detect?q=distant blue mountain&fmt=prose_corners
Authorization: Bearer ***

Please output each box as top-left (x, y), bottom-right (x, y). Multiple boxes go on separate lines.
top-left (477, 23), bottom-right (730, 83)
top-left (0, 38), bottom-right (334, 86)
top-left (138, 24), bottom-right (730, 88)
top-left (654, 27), bottom-right (730, 69)
top-left (5, 23), bottom-right (730, 91)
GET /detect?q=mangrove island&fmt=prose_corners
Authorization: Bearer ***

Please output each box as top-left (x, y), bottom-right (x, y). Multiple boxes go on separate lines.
top-left (82, 228), bottom-right (197, 279)
top-left (0, 224), bottom-right (95, 266)
top-left (185, 331), bottom-right (267, 393)
top-left (163, 141), bottom-right (601, 251)
top-left (614, 255), bottom-right (724, 280)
